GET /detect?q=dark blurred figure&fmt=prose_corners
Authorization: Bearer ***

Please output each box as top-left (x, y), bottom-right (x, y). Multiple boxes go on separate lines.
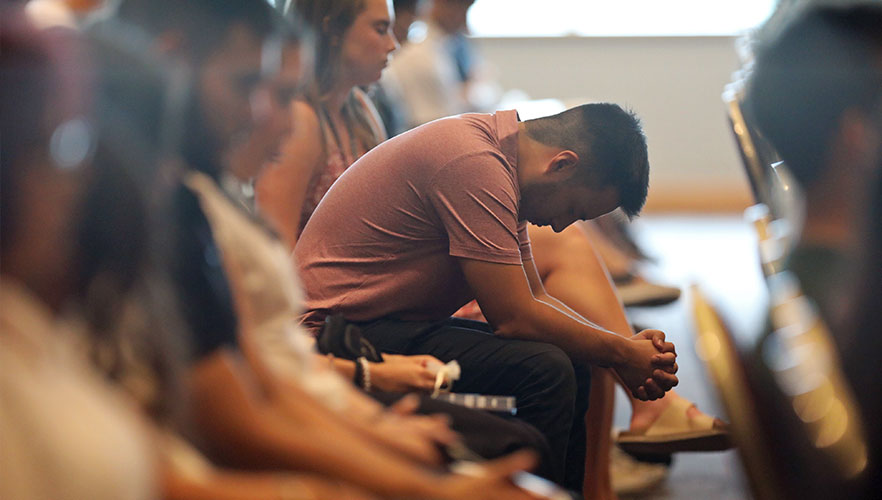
top-left (392, 0), bottom-right (423, 44)
top-left (382, 0), bottom-right (503, 132)
top-left (748, 3), bottom-right (882, 327)
top-left (0, 6), bottom-right (158, 499)
top-left (747, 2), bottom-right (882, 496)
top-left (848, 133), bottom-right (882, 497)
top-left (371, 0), bottom-right (422, 136)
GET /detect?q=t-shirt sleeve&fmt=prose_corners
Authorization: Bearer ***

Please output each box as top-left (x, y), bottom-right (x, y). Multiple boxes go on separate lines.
top-left (169, 185), bottom-right (239, 361)
top-left (517, 220), bottom-right (534, 261)
top-left (426, 152), bottom-right (524, 265)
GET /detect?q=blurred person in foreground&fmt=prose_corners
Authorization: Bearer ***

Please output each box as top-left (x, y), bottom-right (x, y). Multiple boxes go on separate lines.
top-left (2, 5), bottom-right (373, 499)
top-left (748, 2), bottom-right (882, 330)
top-left (0, 7), bottom-right (155, 499)
top-left (747, 2), bottom-right (882, 495)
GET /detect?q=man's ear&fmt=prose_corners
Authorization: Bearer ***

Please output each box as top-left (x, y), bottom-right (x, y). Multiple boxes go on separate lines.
top-left (837, 109), bottom-right (881, 175)
top-left (544, 150), bottom-right (579, 178)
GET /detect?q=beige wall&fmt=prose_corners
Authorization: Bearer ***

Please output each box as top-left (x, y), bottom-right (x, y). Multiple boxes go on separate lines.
top-left (474, 35), bottom-right (754, 212)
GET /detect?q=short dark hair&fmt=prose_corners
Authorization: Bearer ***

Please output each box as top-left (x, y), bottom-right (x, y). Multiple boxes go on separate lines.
top-left (114, 0), bottom-right (279, 61)
top-left (523, 103), bottom-right (650, 219)
top-left (394, 0), bottom-right (420, 14)
top-left (746, 4), bottom-right (882, 189)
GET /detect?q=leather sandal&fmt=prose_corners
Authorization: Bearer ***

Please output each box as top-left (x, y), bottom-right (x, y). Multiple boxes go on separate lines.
top-left (616, 397), bottom-right (732, 455)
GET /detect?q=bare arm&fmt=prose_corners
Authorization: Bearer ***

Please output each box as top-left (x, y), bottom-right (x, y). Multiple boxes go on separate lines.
top-left (524, 257), bottom-right (673, 352)
top-left (255, 100), bottom-right (324, 249)
top-left (459, 257), bottom-right (677, 399)
top-left (162, 463), bottom-right (376, 500)
top-left (188, 349), bottom-right (535, 500)
top-left (522, 257), bottom-right (678, 398)
top-left (325, 354), bottom-right (440, 393)
top-left (189, 349), bottom-right (439, 497)
top-left (522, 257), bottom-right (618, 332)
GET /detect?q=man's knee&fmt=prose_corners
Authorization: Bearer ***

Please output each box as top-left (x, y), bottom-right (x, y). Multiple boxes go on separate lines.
top-left (517, 343), bottom-right (578, 399)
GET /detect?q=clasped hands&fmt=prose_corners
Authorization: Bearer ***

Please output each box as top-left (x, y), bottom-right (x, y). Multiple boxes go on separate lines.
top-left (614, 329), bottom-right (679, 401)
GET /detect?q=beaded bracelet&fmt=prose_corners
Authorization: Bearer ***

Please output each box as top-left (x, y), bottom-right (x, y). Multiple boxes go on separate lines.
top-left (359, 357), bottom-right (372, 392)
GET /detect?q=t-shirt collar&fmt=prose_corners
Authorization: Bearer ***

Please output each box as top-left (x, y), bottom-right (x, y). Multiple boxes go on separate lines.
top-left (495, 109), bottom-right (520, 170)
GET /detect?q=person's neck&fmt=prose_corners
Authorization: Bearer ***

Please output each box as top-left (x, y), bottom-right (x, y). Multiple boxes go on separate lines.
top-left (515, 122), bottom-right (547, 186)
top-left (515, 122), bottom-right (529, 183)
top-left (324, 82), bottom-right (355, 116)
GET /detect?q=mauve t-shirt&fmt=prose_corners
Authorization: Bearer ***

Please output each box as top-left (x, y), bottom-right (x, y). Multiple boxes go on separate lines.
top-left (296, 110), bottom-right (532, 329)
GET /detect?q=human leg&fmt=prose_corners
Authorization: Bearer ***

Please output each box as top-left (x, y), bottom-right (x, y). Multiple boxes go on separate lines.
top-left (579, 221), bottom-right (681, 307)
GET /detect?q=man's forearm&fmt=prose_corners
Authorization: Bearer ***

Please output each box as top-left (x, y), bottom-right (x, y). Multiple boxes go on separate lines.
top-left (494, 298), bottom-right (630, 367)
top-left (534, 293), bottom-right (612, 332)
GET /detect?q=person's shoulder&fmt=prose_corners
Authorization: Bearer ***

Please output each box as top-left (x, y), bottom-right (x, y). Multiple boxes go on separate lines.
top-left (289, 99), bottom-right (322, 133)
top-left (279, 99), bottom-right (324, 161)
top-left (422, 112), bottom-right (493, 130)
top-left (405, 113), bottom-right (497, 152)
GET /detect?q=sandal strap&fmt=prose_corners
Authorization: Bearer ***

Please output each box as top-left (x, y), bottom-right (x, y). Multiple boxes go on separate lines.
top-left (644, 397), bottom-right (716, 436)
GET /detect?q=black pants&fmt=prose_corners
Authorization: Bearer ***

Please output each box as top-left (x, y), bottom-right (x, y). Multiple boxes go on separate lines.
top-left (359, 317), bottom-right (592, 491)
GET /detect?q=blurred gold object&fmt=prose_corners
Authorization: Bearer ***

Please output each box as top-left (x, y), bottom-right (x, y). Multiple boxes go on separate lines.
top-left (765, 272), bottom-right (869, 479)
top-left (691, 285), bottom-right (781, 500)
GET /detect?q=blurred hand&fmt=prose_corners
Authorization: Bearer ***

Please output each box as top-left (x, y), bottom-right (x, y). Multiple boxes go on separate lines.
top-left (371, 394), bottom-right (460, 466)
top-left (434, 451), bottom-right (540, 500)
top-left (387, 394), bottom-right (460, 448)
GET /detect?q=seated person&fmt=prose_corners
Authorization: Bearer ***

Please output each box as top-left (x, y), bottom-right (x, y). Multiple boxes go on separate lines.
top-left (4, 9), bottom-right (384, 499)
top-left (370, 0), bottom-right (422, 137)
top-left (381, 0), bottom-right (498, 132)
top-left (256, 0), bottom-right (393, 249)
top-left (747, 2), bottom-right (882, 330)
top-left (295, 102), bottom-right (680, 493)
top-left (746, 3), bottom-right (882, 495)
top-left (0, 10), bottom-right (154, 500)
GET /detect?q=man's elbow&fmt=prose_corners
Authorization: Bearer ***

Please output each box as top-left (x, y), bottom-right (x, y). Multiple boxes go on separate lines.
top-left (492, 319), bottom-right (521, 339)
top-left (490, 308), bottom-right (539, 340)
